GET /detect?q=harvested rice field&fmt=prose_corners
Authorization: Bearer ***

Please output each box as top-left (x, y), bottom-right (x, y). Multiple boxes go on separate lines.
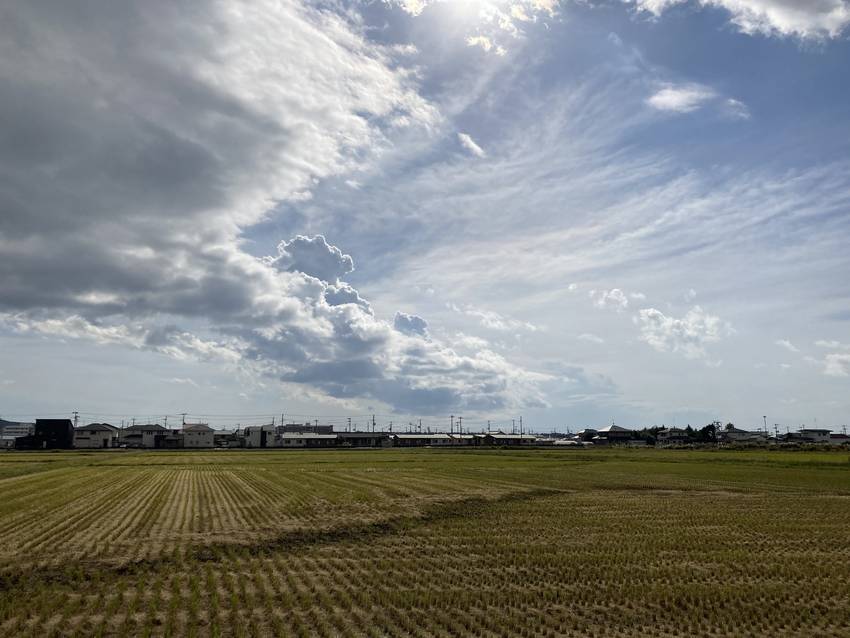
top-left (0, 448), bottom-right (849, 637)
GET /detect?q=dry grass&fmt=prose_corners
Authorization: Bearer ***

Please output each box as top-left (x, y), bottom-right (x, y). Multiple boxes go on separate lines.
top-left (0, 448), bottom-right (848, 637)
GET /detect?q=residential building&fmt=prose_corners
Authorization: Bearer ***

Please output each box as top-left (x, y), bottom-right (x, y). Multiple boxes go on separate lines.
top-left (717, 424), bottom-right (768, 445)
top-left (279, 432), bottom-right (337, 448)
top-left (243, 424), bottom-right (275, 448)
top-left (15, 419), bottom-right (74, 450)
top-left (73, 423), bottom-right (118, 449)
top-left (183, 423), bottom-right (214, 448)
top-left (336, 431), bottom-right (390, 448)
top-left (0, 419), bottom-right (33, 448)
top-left (391, 433), bottom-right (453, 447)
top-left (478, 433), bottom-right (538, 446)
top-left (594, 425), bottom-right (632, 445)
top-left (656, 427), bottom-right (690, 445)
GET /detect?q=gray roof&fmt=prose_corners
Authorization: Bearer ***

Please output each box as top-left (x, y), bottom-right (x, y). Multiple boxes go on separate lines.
top-left (598, 425), bottom-right (631, 433)
top-left (393, 433), bottom-right (452, 440)
top-left (76, 424), bottom-right (116, 433)
top-left (183, 424), bottom-right (213, 432)
top-left (280, 432), bottom-right (337, 439)
top-left (124, 423), bottom-right (167, 432)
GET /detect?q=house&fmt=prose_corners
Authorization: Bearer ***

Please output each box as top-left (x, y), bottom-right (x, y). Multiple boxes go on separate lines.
top-left (574, 428), bottom-right (598, 442)
top-left (182, 423), bottom-right (214, 448)
top-left (243, 424), bottom-right (275, 448)
top-left (73, 423), bottom-right (118, 449)
top-left (0, 419), bottom-right (33, 449)
top-left (799, 428), bottom-right (832, 444)
top-left (213, 429), bottom-right (239, 448)
top-left (279, 432), bottom-right (337, 448)
top-left (15, 419), bottom-right (74, 450)
top-left (478, 432), bottom-right (538, 446)
top-left (595, 425), bottom-right (632, 444)
top-left (449, 433), bottom-right (477, 446)
top-left (281, 423), bottom-right (334, 435)
top-left (656, 427), bottom-right (690, 445)
top-left (336, 431), bottom-right (390, 448)
top-left (717, 424), bottom-right (768, 445)
top-left (391, 433), bottom-right (453, 447)
top-left (830, 433), bottom-right (850, 446)
top-left (119, 423), bottom-right (168, 448)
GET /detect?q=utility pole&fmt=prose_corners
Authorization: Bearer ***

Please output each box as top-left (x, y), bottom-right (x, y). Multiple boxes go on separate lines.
top-left (181, 412), bottom-right (187, 426)
top-left (72, 411), bottom-right (79, 428)
top-left (457, 416), bottom-right (463, 434)
top-left (763, 415), bottom-right (767, 435)
top-left (512, 419), bottom-right (516, 434)
top-left (450, 415), bottom-right (454, 435)
top-left (348, 417), bottom-right (352, 432)
top-left (164, 415), bottom-right (168, 428)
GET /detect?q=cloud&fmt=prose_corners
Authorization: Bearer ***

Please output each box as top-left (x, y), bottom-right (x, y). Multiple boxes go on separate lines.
top-left (723, 98), bottom-right (751, 120)
top-left (626, 0), bottom-right (850, 40)
top-left (824, 353), bottom-right (850, 377)
top-left (647, 84), bottom-right (717, 113)
top-left (459, 306), bottom-right (538, 332)
top-left (578, 333), bottom-right (605, 344)
top-left (816, 340), bottom-right (850, 350)
top-left (458, 132), bottom-right (487, 158)
top-left (269, 235), bottom-right (355, 283)
top-left (775, 339), bottom-right (800, 353)
top-left (0, 1), bottom-right (553, 415)
top-left (637, 305), bottom-right (732, 359)
top-left (590, 288), bottom-right (630, 311)
top-left (466, 35), bottom-right (507, 56)
top-left (393, 311), bottom-right (429, 336)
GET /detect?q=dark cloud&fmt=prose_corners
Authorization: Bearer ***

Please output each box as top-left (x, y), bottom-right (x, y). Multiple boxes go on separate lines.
top-left (0, 0), bottom-right (554, 415)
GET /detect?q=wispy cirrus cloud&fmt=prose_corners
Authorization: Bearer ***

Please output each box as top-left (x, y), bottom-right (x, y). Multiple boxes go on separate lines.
top-left (626, 0), bottom-right (850, 40)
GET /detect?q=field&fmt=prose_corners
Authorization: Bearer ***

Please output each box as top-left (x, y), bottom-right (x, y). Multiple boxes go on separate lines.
top-left (0, 448), bottom-right (849, 637)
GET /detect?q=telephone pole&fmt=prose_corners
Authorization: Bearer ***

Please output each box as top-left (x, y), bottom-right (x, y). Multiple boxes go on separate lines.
top-left (457, 416), bottom-right (463, 434)
top-left (72, 411), bottom-right (79, 428)
top-left (450, 415), bottom-right (454, 435)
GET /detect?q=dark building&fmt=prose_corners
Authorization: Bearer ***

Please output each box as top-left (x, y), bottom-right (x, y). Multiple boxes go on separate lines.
top-left (15, 419), bottom-right (74, 450)
top-left (336, 431), bottom-right (390, 448)
top-left (281, 422), bottom-right (334, 435)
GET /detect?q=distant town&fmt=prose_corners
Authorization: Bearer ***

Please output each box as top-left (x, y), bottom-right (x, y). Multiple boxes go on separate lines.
top-left (1, 417), bottom-right (848, 450)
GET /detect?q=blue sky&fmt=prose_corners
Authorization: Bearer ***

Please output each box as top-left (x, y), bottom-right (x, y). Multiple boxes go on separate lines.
top-left (1, 0), bottom-right (849, 431)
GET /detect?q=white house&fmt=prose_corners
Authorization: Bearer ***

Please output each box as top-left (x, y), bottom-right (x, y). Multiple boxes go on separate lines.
top-left (182, 423), bottom-right (214, 448)
top-left (73, 423), bottom-right (118, 449)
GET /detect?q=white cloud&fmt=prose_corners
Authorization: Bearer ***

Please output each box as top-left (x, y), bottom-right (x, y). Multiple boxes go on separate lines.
top-left (816, 340), bottom-right (850, 350)
top-left (723, 98), bottom-right (751, 120)
top-left (590, 288), bottom-right (630, 311)
top-left (647, 83), bottom-right (717, 113)
top-left (627, 0), bottom-right (850, 40)
top-left (578, 333), bottom-right (605, 344)
top-left (458, 132), bottom-right (487, 158)
top-left (461, 307), bottom-right (538, 332)
top-left (637, 306), bottom-right (732, 360)
top-left (775, 339), bottom-right (799, 353)
top-left (824, 353), bottom-right (850, 377)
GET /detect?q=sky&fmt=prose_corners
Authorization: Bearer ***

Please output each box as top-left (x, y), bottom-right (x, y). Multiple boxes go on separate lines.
top-left (1, 0), bottom-right (849, 431)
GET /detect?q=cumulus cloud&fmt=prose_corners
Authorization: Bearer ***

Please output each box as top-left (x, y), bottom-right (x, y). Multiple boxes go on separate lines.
top-left (824, 353), bottom-right (850, 377)
top-left (626, 0), bottom-right (850, 40)
top-left (458, 132), bottom-right (487, 158)
top-left (0, 0), bottom-right (550, 415)
top-left (590, 288), bottom-right (630, 311)
top-left (637, 305), bottom-right (732, 359)
top-left (393, 311), bottom-right (429, 336)
top-left (775, 339), bottom-right (800, 353)
top-left (269, 235), bottom-right (355, 283)
top-left (647, 84), bottom-right (717, 113)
